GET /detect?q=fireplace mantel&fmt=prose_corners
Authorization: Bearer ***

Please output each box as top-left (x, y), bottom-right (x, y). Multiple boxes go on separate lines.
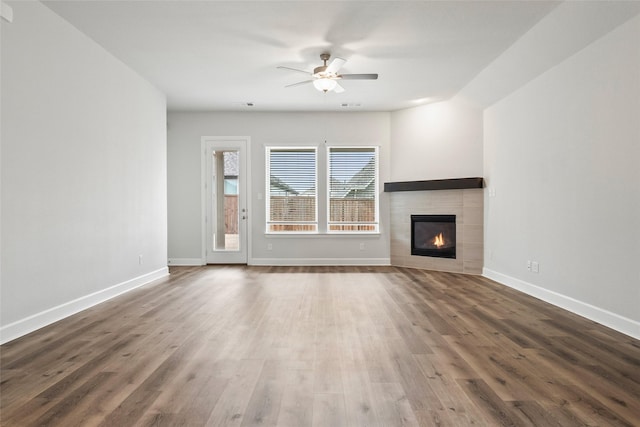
top-left (384, 177), bottom-right (483, 193)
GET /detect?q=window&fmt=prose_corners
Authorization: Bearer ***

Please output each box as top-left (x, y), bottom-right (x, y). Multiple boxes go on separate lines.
top-left (266, 147), bottom-right (317, 232)
top-left (223, 151), bottom-right (238, 195)
top-left (328, 147), bottom-right (379, 232)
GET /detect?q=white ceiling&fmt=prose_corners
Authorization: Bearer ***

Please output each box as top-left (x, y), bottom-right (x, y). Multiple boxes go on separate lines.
top-left (43, 0), bottom-right (560, 112)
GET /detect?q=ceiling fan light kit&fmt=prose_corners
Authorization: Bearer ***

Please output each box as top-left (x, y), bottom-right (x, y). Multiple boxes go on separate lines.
top-left (278, 53), bottom-right (378, 94)
top-left (313, 78), bottom-right (337, 93)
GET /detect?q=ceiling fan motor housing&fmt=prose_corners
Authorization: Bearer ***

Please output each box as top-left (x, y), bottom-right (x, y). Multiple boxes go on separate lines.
top-left (313, 65), bottom-right (329, 76)
top-left (314, 53), bottom-right (332, 77)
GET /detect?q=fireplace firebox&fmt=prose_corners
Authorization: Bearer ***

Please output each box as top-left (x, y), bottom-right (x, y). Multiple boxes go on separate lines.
top-left (411, 215), bottom-right (456, 259)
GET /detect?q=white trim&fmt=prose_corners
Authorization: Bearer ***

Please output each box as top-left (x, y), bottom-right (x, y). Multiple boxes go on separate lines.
top-left (168, 258), bottom-right (205, 266)
top-left (265, 146), bottom-right (319, 234)
top-left (483, 268), bottom-right (640, 340)
top-left (201, 136), bottom-right (251, 264)
top-left (250, 258), bottom-right (390, 266)
top-left (0, 267), bottom-right (169, 345)
top-left (326, 145), bottom-right (380, 234)
top-left (264, 233), bottom-right (382, 238)
top-left (201, 140), bottom-right (207, 264)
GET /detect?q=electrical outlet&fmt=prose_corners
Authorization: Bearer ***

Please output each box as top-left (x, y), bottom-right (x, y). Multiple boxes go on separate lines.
top-left (267, 243), bottom-right (273, 251)
top-left (139, 254), bottom-right (143, 265)
top-left (359, 243), bottom-right (365, 251)
top-left (527, 260), bottom-right (531, 271)
top-left (532, 261), bottom-right (539, 273)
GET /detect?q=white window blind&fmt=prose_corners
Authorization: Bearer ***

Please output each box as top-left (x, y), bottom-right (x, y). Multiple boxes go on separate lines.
top-left (266, 147), bottom-right (317, 232)
top-left (328, 147), bottom-right (379, 232)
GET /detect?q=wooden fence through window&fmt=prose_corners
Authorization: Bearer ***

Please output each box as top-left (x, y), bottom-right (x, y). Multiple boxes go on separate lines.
top-left (225, 196), bottom-right (376, 234)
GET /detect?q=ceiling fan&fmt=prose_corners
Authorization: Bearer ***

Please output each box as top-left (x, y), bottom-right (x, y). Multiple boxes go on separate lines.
top-left (278, 53), bottom-right (378, 93)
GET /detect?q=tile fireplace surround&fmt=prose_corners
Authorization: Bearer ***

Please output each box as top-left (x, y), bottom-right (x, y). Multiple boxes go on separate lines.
top-left (386, 178), bottom-right (483, 274)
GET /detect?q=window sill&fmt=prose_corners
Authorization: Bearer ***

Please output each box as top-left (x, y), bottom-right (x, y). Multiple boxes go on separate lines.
top-left (265, 232), bottom-right (381, 238)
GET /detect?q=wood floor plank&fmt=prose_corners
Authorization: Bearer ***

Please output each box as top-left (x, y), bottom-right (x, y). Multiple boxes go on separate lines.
top-left (458, 378), bottom-right (528, 427)
top-left (32, 372), bottom-right (116, 427)
top-left (509, 400), bottom-right (565, 427)
top-left (146, 356), bottom-right (231, 425)
top-left (2, 265), bottom-right (639, 426)
top-left (96, 340), bottom-right (197, 427)
top-left (204, 359), bottom-right (265, 427)
top-left (311, 393), bottom-right (347, 427)
top-left (339, 358), bottom-right (380, 427)
top-left (444, 336), bottom-right (534, 402)
top-left (414, 353), bottom-right (494, 425)
top-left (275, 367), bottom-right (314, 427)
top-left (383, 337), bottom-right (445, 415)
top-left (369, 382), bottom-right (420, 427)
top-left (240, 360), bottom-right (309, 427)
top-left (313, 358), bottom-right (343, 394)
top-left (356, 325), bottom-right (400, 384)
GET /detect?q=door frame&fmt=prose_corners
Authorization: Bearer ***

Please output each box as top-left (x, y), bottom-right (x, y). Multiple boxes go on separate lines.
top-left (201, 136), bottom-right (251, 264)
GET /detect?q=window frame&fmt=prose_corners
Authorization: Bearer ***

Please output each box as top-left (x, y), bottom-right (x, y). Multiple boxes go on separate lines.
top-left (265, 146), bottom-right (318, 234)
top-left (326, 145), bottom-right (380, 234)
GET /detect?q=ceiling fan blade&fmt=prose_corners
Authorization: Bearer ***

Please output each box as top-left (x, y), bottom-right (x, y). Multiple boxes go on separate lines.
top-left (334, 83), bottom-right (345, 93)
top-left (277, 66), bottom-right (311, 75)
top-left (326, 57), bottom-right (346, 74)
top-left (339, 73), bottom-right (378, 80)
top-left (285, 80), bottom-right (313, 88)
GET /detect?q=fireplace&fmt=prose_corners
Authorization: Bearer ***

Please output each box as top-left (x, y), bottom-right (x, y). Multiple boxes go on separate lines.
top-left (411, 215), bottom-right (456, 259)
top-left (386, 180), bottom-right (482, 273)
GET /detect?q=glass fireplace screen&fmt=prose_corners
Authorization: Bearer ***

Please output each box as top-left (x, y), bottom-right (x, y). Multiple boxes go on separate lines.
top-left (411, 214), bottom-right (456, 259)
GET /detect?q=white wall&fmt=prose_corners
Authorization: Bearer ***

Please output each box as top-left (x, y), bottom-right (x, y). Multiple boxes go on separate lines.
top-left (1, 2), bottom-right (168, 343)
top-left (389, 98), bottom-right (483, 182)
top-left (483, 15), bottom-right (640, 338)
top-left (458, 1), bottom-right (640, 108)
top-left (167, 112), bottom-right (390, 265)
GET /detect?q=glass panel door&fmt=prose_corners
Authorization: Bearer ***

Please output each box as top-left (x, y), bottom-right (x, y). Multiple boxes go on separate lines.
top-left (203, 138), bottom-right (248, 264)
top-left (213, 150), bottom-right (239, 251)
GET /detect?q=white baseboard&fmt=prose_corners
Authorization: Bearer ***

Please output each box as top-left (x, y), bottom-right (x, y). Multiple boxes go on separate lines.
top-left (250, 258), bottom-right (391, 266)
top-left (483, 268), bottom-right (640, 340)
top-left (168, 258), bottom-right (205, 266)
top-left (0, 267), bottom-right (169, 345)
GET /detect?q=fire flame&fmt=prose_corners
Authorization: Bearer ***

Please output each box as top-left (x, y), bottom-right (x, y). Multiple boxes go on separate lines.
top-left (433, 232), bottom-right (445, 248)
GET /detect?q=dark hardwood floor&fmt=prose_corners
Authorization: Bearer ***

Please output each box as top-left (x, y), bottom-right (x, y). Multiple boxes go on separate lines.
top-left (1, 266), bottom-right (639, 426)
